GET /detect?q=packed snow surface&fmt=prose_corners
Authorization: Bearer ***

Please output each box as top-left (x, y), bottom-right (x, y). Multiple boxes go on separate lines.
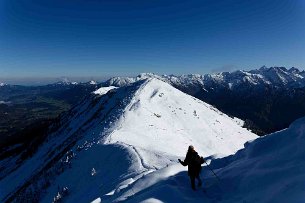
top-left (0, 78), bottom-right (257, 203)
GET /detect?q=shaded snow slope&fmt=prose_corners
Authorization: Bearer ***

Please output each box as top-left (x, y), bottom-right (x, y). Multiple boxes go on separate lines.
top-left (117, 117), bottom-right (305, 203)
top-left (0, 78), bottom-right (256, 203)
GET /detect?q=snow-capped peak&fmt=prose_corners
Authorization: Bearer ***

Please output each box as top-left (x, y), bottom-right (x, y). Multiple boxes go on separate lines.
top-left (60, 77), bottom-right (71, 84)
top-left (57, 77), bottom-right (78, 85)
top-left (106, 78), bottom-right (256, 162)
top-left (137, 72), bottom-right (160, 79)
top-left (288, 67), bottom-right (300, 74)
top-left (89, 80), bottom-right (97, 85)
top-left (259, 65), bottom-right (268, 71)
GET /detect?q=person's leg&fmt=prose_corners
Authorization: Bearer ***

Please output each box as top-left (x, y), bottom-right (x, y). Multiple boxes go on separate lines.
top-left (197, 175), bottom-right (202, 187)
top-left (190, 176), bottom-right (196, 190)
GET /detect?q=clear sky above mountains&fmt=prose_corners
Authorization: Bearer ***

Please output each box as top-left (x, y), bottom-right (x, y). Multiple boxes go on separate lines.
top-left (1, 0), bottom-right (305, 79)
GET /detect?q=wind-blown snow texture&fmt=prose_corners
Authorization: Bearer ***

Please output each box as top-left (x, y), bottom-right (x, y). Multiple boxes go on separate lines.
top-left (0, 78), bottom-right (256, 203)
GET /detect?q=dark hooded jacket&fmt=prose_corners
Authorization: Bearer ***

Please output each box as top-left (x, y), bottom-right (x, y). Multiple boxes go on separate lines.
top-left (179, 149), bottom-right (202, 177)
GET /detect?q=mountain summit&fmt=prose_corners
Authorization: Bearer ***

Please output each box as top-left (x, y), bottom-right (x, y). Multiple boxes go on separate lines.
top-left (0, 78), bottom-right (257, 202)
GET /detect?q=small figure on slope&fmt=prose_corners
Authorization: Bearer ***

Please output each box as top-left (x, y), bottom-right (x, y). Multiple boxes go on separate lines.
top-left (178, 145), bottom-right (204, 190)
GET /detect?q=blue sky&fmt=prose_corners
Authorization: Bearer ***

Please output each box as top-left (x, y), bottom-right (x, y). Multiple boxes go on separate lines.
top-left (1, 0), bottom-right (305, 81)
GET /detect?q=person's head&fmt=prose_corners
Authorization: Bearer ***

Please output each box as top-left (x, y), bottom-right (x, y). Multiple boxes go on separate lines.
top-left (188, 145), bottom-right (195, 152)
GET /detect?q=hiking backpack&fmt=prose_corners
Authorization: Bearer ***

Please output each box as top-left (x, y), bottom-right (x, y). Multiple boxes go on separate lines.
top-left (192, 152), bottom-right (204, 165)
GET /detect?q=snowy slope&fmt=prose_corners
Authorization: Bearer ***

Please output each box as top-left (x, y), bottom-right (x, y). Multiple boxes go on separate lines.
top-left (0, 78), bottom-right (257, 203)
top-left (106, 78), bottom-right (256, 167)
top-left (201, 116), bottom-right (305, 203)
top-left (115, 117), bottom-right (305, 203)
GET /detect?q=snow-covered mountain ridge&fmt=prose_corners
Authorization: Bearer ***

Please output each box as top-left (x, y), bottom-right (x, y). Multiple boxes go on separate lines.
top-left (105, 67), bottom-right (305, 136)
top-left (105, 66), bottom-right (305, 90)
top-left (0, 78), bottom-right (257, 202)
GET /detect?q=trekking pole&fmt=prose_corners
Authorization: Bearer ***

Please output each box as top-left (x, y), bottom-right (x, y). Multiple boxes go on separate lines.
top-left (203, 160), bottom-right (221, 182)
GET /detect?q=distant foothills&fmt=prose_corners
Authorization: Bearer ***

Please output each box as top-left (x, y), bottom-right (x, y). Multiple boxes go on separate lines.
top-left (0, 76), bottom-right (109, 86)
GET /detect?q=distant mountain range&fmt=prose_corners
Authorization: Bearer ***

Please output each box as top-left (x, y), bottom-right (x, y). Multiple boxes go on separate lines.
top-left (105, 67), bottom-right (305, 135)
top-left (54, 77), bottom-right (98, 86)
top-left (105, 66), bottom-right (305, 88)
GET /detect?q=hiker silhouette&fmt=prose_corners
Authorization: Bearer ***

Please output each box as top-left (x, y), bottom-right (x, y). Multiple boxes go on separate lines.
top-left (178, 145), bottom-right (204, 190)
